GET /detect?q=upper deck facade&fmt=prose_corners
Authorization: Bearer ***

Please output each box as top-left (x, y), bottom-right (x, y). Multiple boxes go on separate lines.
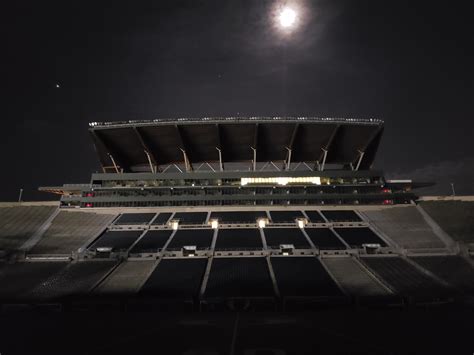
top-left (40, 117), bottom-right (425, 208)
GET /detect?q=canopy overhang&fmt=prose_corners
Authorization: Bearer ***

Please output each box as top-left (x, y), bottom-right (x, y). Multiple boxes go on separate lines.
top-left (89, 117), bottom-right (384, 172)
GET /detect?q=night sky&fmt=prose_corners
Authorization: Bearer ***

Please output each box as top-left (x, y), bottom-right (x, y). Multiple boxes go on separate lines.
top-left (3, 1), bottom-right (473, 201)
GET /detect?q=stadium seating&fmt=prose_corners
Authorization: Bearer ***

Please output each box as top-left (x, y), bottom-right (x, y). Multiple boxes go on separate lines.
top-left (0, 205), bottom-right (56, 251)
top-left (29, 211), bottom-right (115, 255)
top-left (304, 210), bottom-right (325, 223)
top-left (166, 229), bottom-right (214, 250)
top-left (215, 229), bottom-right (263, 250)
top-left (140, 258), bottom-right (207, 298)
top-left (322, 257), bottom-right (389, 297)
top-left (114, 213), bottom-right (156, 225)
top-left (321, 210), bottom-right (362, 222)
top-left (411, 256), bottom-right (474, 295)
top-left (88, 231), bottom-right (143, 252)
top-left (334, 228), bottom-right (387, 247)
top-left (363, 207), bottom-right (446, 249)
top-left (304, 228), bottom-right (346, 249)
top-left (269, 210), bottom-right (304, 223)
top-left (28, 261), bottom-right (117, 300)
top-left (271, 257), bottom-right (343, 297)
top-left (360, 257), bottom-right (450, 297)
top-left (263, 228), bottom-right (310, 249)
top-left (151, 212), bottom-right (172, 225)
top-left (205, 257), bottom-right (274, 298)
top-left (0, 261), bottom-right (67, 300)
top-left (130, 230), bottom-right (173, 253)
top-left (210, 211), bottom-right (267, 223)
top-left (95, 260), bottom-right (157, 294)
top-left (420, 201), bottom-right (474, 243)
top-left (172, 212), bottom-right (208, 224)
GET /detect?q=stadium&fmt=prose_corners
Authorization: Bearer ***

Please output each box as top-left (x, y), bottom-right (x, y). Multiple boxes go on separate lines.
top-left (1, 117), bottom-right (473, 354)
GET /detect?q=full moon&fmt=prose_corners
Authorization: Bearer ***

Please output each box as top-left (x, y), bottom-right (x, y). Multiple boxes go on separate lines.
top-left (279, 7), bottom-right (296, 28)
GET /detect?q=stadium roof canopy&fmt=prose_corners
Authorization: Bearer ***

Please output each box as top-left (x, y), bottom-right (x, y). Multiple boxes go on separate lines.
top-left (89, 117), bottom-right (384, 172)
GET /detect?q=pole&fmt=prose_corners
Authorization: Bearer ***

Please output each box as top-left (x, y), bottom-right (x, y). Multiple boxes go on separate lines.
top-left (18, 188), bottom-right (23, 202)
top-left (450, 183), bottom-right (456, 196)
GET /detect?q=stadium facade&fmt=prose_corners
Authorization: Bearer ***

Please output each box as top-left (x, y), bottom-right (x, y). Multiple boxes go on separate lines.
top-left (1, 118), bottom-right (474, 354)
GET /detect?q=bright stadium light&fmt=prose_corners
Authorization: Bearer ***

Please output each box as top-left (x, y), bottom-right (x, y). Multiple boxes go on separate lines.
top-left (170, 219), bottom-right (179, 230)
top-left (257, 218), bottom-right (268, 228)
top-left (279, 7), bottom-right (296, 28)
top-left (210, 219), bottom-right (219, 229)
top-left (296, 218), bottom-right (307, 229)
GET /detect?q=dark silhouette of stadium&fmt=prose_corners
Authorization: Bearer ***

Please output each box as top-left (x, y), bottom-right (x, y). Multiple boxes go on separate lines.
top-left (1, 117), bottom-right (473, 354)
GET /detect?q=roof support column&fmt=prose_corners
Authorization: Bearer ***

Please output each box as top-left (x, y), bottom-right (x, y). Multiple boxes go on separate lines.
top-left (354, 150), bottom-right (365, 171)
top-left (144, 150), bottom-right (156, 173)
top-left (285, 147), bottom-right (292, 170)
top-left (320, 148), bottom-right (328, 171)
top-left (108, 154), bottom-right (120, 174)
top-left (180, 149), bottom-right (193, 172)
top-left (216, 147), bottom-right (223, 171)
top-left (251, 147), bottom-right (257, 171)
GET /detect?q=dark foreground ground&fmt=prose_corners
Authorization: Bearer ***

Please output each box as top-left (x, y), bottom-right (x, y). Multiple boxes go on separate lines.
top-left (1, 305), bottom-right (473, 355)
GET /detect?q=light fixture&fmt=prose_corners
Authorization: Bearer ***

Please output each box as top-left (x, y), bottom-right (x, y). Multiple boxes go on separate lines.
top-left (296, 218), bottom-right (308, 229)
top-left (210, 219), bottom-right (219, 229)
top-left (170, 219), bottom-right (179, 230)
top-left (257, 218), bottom-right (268, 228)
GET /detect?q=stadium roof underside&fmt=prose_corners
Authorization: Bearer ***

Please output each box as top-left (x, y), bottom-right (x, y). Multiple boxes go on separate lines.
top-left (89, 117), bottom-right (384, 173)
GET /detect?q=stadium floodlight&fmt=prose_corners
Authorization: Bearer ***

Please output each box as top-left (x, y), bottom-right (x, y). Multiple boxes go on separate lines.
top-left (210, 219), bottom-right (219, 229)
top-left (296, 218), bottom-right (308, 229)
top-left (257, 218), bottom-right (268, 228)
top-left (170, 219), bottom-right (179, 230)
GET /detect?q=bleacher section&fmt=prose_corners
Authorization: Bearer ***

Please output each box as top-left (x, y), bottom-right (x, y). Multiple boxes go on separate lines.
top-left (28, 261), bottom-right (117, 300)
top-left (130, 230), bottom-right (172, 253)
top-left (322, 257), bottom-right (389, 297)
top-left (167, 229), bottom-right (214, 250)
top-left (269, 211), bottom-right (304, 223)
top-left (411, 256), bottom-right (474, 295)
top-left (96, 260), bottom-right (157, 294)
top-left (304, 210), bottom-right (325, 223)
top-left (151, 212), bottom-right (172, 225)
top-left (263, 228), bottom-right (310, 249)
top-left (215, 229), bottom-right (262, 250)
top-left (114, 213), bottom-right (156, 225)
top-left (271, 257), bottom-right (343, 297)
top-left (334, 228), bottom-right (387, 248)
top-left (360, 257), bottom-right (450, 297)
top-left (140, 258), bottom-right (207, 298)
top-left (363, 207), bottom-right (446, 249)
top-left (172, 212), bottom-right (207, 224)
top-left (0, 205), bottom-right (56, 251)
top-left (0, 261), bottom-right (67, 300)
top-left (304, 228), bottom-right (346, 249)
top-left (205, 257), bottom-right (274, 298)
top-left (321, 210), bottom-right (362, 222)
top-left (29, 211), bottom-right (115, 255)
top-left (210, 211), bottom-right (266, 224)
top-left (88, 231), bottom-right (142, 252)
top-left (420, 201), bottom-right (474, 243)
